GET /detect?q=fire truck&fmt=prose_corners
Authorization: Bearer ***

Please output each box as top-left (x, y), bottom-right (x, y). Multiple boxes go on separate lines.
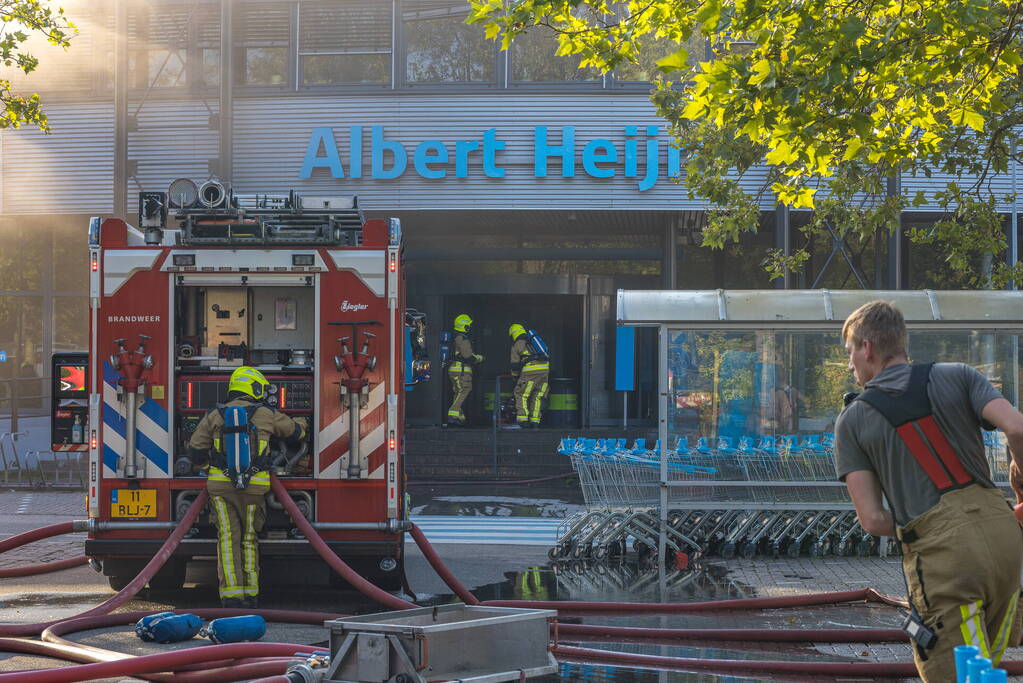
top-left (54, 179), bottom-right (429, 591)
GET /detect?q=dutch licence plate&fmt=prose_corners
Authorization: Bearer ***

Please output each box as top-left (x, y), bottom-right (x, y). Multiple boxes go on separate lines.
top-left (110, 488), bottom-right (157, 518)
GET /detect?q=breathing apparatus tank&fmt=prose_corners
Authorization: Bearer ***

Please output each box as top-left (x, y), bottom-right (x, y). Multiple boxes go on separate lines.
top-left (135, 612), bottom-right (204, 643)
top-left (202, 614), bottom-right (267, 644)
top-left (439, 331), bottom-right (453, 368)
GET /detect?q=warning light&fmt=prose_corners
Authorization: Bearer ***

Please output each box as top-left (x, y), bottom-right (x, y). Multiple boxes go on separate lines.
top-left (90, 430), bottom-right (97, 450)
top-left (389, 430), bottom-right (396, 450)
top-left (280, 385), bottom-right (287, 409)
top-left (90, 253), bottom-right (99, 272)
top-left (389, 252), bottom-right (396, 272)
top-left (186, 382), bottom-right (193, 408)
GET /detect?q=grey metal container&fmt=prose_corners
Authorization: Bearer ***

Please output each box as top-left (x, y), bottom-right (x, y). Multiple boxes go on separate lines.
top-left (323, 604), bottom-right (558, 683)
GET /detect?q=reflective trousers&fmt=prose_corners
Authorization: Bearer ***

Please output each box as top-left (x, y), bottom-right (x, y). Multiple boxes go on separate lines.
top-left (447, 368), bottom-right (473, 423)
top-left (207, 478), bottom-right (268, 601)
top-left (513, 370), bottom-right (549, 424)
top-left (897, 484), bottom-right (1023, 681)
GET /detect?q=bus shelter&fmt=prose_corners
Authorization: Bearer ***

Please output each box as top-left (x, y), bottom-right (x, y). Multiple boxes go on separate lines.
top-left (569, 289), bottom-right (1023, 562)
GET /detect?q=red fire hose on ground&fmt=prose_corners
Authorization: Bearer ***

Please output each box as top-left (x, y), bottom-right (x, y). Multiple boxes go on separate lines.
top-left (0, 475), bottom-right (1007, 681)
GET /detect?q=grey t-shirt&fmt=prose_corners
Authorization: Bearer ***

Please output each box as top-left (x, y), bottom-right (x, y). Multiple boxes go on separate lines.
top-left (834, 362), bottom-right (1001, 525)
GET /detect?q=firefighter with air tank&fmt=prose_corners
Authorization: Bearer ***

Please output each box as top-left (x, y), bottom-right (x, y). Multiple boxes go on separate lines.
top-left (506, 324), bottom-right (550, 429)
top-left (446, 313), bottom-right (483, 426)
top-left (187, 366), bottom-right (308, 608)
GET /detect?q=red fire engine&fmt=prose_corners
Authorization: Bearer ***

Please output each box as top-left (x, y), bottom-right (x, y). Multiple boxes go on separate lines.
top-left (57, 180), bottom-right (429, 590)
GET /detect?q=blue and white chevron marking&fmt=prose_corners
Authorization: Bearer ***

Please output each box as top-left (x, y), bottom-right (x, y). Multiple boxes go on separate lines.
top-left (407, 516), bottom-right (562, 546)
top-left (102, 362), bottom-right (171, 478)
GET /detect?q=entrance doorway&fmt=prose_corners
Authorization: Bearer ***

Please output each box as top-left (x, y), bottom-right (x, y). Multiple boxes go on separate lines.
top-left (439, 294), bottom-right (583, 427)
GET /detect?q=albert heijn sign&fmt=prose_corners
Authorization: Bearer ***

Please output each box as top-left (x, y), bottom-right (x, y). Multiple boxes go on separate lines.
top-left (298, 125), bottom-right (683, 192)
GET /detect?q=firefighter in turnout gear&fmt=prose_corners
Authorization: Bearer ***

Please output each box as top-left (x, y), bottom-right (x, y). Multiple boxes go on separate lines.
top-left (506, 323), bottom-right (550, 429)
top-left (188, 366), bottom-right (308, 608)
top-left (835, 301), bottom-right (1023, 680)
top-left (447, 314), bottom-right (483, 426)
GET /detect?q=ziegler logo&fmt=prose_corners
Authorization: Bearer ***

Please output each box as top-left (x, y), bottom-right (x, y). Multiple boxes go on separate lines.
top-left (340, 300), bottom-right (368, 312)
top-left (107, 315), bottom-right (161, 323)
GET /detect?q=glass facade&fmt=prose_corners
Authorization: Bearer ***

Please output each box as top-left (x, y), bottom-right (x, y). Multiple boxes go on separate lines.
top-left (0, 218), bottom-right (89, 417)
top-left (666, 327), bottom-right (1021, 445)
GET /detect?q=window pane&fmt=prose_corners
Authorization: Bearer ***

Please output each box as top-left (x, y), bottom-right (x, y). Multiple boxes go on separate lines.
top-left (53, 221), bottom-right (88, 293)
top-left (236, 2), bottom-right (290, 86)
top-left (616, 33), bottom-right (706, 82)
top-left (0, 296), bottom-right (44, 411)
top-left (127, 3), bottom-right (196, 88)
top-left (202, 48), bottom-right (221, 86)
top-left (303, 53), bottom-right (389, 84)
top-left (148, 49), bottom-right (187, 87)
top-left (54, 297), bottom-right (88, 352)
top-left (511, 29), bottom-right (601, 82)
top-left (0, 220), bottom-right (44, 291)
top-left (244, 47), bottom-right (287, 85)
top-left (300, 0), bottom-right (392, 85)
top-left (404, 3), bottom-right (493, 83)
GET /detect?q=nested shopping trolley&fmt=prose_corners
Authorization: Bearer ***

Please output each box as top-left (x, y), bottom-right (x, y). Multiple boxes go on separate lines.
top-left (553, 435), bottom-right (873, 561)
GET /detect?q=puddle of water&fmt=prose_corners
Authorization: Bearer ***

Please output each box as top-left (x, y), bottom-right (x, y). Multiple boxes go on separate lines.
top-left (420, 559), bottom-right (906, 683)
top-left (411, 494), bottom-right (583, 518)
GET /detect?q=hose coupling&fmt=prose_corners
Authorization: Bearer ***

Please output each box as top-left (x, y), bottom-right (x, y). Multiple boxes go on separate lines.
top-left (388, 519), bottom-right (413, 533)
top-left (285, 652), bottom-right (331, 682)
top-left (72, 519), bottom-right (94, 533)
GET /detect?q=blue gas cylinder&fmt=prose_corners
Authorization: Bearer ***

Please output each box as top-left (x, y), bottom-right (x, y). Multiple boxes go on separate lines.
top-left (135, 612), bottom-right (204, 643)
top-left (439, 331), bottom-right (453, 366)
top-left (203, 615), bottom-right (267, 644)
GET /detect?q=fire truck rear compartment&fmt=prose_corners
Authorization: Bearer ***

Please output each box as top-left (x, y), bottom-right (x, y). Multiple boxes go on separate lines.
top-left (174, 283), bottom-right (316, 477)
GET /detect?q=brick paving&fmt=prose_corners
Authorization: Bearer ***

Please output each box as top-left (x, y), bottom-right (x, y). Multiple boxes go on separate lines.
top-left (0, 489), bottom-right (86, 517)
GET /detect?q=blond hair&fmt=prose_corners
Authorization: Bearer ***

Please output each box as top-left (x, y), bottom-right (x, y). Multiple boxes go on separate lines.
top-left (841, 300), bottom-right (907, 361)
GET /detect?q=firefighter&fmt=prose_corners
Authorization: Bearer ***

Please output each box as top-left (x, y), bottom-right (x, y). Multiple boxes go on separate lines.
top-left (447, 314), bottom-right (483, 426)
top-left (506, 323), bottom-right (550, 429)
top-left (835, 301), bottom-right (1023, 680)
top-left (188, 366), bottom-right (308, 608)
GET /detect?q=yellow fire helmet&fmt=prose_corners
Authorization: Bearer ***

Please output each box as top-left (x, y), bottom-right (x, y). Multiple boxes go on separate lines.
top-left (454, 313), bottom-right (473, 333)
top-left (229, 366), bottom-right (270, 400)
top-left (508, 323), bottom-right (526, 340)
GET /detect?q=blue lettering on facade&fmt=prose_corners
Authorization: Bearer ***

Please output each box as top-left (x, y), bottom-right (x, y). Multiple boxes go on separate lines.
top-left (298, 125), bottom-right (681, 191)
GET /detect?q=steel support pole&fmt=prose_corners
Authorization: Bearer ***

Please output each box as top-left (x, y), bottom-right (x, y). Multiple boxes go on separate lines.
top-left (774, 204), bottom-right (791, 289)
top-left (658, 325), bottom-right (668, 595)
top-left (663, 218), bottom-right (677, 289)
top-left (113, 0), bottom-right (128, 218)
top-left (886, 175), bottom-right (903, 289)
top-left (219, 0), bottom-right (234, 182)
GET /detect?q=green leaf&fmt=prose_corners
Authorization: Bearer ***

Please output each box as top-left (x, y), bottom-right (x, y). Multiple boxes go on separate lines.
top-left (655, 47), bottom-right (689, 73)
top-left (748, 59), bottom-right (771, 85)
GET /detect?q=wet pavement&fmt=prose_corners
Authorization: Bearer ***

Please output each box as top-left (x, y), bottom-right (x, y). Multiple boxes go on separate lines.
top-left (1, 489), bottom-right (1021, 681)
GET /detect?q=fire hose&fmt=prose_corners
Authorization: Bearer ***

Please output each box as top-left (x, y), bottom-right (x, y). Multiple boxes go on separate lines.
top-left (1, 476), bottom-right (1015, 681)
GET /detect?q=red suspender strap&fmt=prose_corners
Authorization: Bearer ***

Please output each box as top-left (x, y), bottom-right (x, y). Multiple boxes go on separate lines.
top-left (916, 415), bottom-right (974, 486)
top-left (894, 423), bottom-right (954, 490)
top-left (854, 364), bottom-right (975, 493)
